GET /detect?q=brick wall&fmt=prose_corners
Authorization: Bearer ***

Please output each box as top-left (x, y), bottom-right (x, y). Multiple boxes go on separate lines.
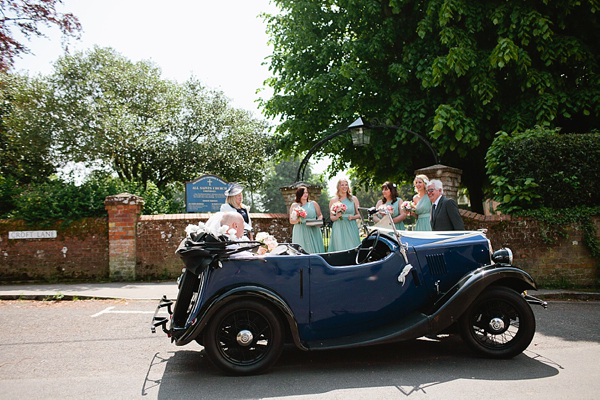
top-left (1, 208), bottom-right (597, 286)
top-left (461, 210), bottom-right (599, 286)
top-left (0, 218), bottom-right (108, 282)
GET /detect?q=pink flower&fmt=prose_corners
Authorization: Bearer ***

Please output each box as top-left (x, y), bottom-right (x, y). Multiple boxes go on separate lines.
top-left (256, 247), bottom-right (268, 255)
top-left (401, 201), bottom-right (416, 212)
top-left (331, 202), bottom-right (347, 214)
top-left (293, 207), bottom-right (308, 219)
top-left (377, 205), bottom-right (394, 214)
top-left (255, 231), bottom-right (279, 254)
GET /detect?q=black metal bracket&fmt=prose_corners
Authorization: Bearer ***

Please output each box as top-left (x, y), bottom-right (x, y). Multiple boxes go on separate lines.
top-left (295, 117), bottom-right (440, 183)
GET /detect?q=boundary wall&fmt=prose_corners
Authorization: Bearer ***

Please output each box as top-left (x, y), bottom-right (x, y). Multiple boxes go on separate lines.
top-left (0, 195), bottom-right (597, 286)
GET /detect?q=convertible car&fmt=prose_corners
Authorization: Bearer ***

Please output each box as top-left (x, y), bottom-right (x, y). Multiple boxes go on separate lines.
top-left (151, 209), bottom-right (547, 375)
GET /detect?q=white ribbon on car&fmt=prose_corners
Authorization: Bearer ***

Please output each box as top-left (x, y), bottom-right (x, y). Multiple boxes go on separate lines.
top-left (397, 264), bottom-right (413, 286)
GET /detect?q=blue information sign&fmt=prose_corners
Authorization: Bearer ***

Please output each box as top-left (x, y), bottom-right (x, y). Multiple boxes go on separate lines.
top-left (185, 175), bottom-right (228, 213)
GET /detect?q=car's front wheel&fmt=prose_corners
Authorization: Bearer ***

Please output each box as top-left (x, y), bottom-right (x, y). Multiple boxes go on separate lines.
top-left (203, 299), bottom-right (284, 375)
top-left (459, 286), bottom-right (535, 359)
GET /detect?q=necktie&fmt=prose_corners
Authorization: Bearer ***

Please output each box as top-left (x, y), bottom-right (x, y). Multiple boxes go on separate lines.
top-left (431, 204), bottom-right (436, 225)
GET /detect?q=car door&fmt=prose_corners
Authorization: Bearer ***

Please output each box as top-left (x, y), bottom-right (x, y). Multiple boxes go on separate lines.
top-left (307, 250), bottom-right (428, 341)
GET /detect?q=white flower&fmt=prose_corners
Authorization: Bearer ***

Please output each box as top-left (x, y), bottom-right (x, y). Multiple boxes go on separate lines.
top-left (185, 224), bottom-right (201, 235)
top-left (263, 235), bottom-right (278, 251)
top-left (255, 232), bottom-right (269, 242)
top-left (218, 224), bottom-right (230, 235)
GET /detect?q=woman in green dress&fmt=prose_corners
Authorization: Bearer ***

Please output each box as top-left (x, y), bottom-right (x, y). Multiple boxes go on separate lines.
top-left (412, 174), bottom-right (432, 231)
top-left (328, 179), bottom-right (361, 252)
top-left (290, 186), bottom-right (325, 253)
top-left (373, 181), bottom-right (408, 231)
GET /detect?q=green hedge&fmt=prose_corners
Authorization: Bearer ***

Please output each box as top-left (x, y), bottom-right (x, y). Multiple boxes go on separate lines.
top-left (0, 172), bottom-right (184, 224)
top-left (486, 127), bottom-right (600, 213)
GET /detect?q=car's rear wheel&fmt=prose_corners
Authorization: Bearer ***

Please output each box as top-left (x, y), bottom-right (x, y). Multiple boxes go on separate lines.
top-left (459, 286), bottom-right (535, 359)
top-left (204, 299), bottom-right (284, 375)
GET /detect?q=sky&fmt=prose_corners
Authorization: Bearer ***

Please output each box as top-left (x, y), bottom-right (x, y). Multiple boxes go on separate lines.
top-left (14, 0), bottom-right (278, 115)
top-left (12, 0), bottom-right (346, 195)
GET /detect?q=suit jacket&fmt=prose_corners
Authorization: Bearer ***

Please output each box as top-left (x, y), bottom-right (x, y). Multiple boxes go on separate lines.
top-left (430, 195), bottom-right (465, 231)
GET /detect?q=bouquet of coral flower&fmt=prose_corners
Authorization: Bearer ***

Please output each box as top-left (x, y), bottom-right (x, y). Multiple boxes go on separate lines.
top-left (331, 201), bottom-right (347, 214)
top-left (293, 206), bottom-right (308, 223)
top-left (255, 232), bottom-right (279, 255)
top-left (377, 204), bottom-right (394, 214)
top-left (401, 201), bottom-right (416, 213)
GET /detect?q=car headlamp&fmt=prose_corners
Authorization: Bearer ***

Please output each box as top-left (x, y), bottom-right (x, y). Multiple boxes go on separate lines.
top-left (492, 248), bottom-right (513, 265)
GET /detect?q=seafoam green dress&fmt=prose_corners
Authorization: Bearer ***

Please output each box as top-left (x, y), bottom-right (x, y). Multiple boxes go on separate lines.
top-left (329, 197), bottom-right (361, 252)
top-left (384, 199), bottom-right (405, 231)
top-left (291, 201), bottom-right (325, 254)
top-left (414, 195), bottom-right (432, 231)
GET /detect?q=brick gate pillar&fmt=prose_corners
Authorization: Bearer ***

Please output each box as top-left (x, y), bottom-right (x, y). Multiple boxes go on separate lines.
top-left (414, 164), bottom-right (463, 201)
top-left (104, 193), bottom-right (144, 280)
top-left (280, 182), bottom-right (323, 213)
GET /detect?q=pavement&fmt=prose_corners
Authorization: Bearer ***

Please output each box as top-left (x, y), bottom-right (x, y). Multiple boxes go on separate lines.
top-left (0, 281), bottom-right (179, 301)
top-left (0, 281), bottom-right (598, 301)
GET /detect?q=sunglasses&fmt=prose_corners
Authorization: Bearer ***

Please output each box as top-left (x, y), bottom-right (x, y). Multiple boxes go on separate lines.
top-left (427, 189), bottom-right (437, 193)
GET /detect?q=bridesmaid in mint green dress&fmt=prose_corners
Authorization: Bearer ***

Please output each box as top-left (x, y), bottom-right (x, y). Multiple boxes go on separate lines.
top-left (374, 181), bottom-right (408, 230)
top-left (412, 174), bottom-right (432, 231)
top-left (328, 179), bottom-right (361, 252)
top-left (290, 186), bottom-right (325, 253)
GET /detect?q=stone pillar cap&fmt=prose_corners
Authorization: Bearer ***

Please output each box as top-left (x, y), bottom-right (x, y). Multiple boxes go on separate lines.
top-left (415, 164), bottom-right (463, 174)
top-left (280, 181), bottom-right (323, 190)
top-left (104, 193), bottom-right (145, 206)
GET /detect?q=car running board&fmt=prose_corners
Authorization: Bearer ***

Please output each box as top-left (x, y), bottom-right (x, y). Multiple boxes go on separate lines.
top-left (305, 311), bottom-right (431, 350)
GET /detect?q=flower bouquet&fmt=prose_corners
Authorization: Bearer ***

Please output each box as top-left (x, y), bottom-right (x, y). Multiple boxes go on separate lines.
top-left (255, 231), bottom-right (279, 255)
top-left (377, 204), bottom-right (394, 214)
top-left (292, 206), bottom-right (308, 223)
top-left (401, 201), bottom-right (416, 213)
top-left (331, 201), bottom-right (347, 219)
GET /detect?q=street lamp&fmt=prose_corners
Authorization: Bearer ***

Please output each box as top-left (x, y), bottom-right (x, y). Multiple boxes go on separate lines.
top-left (295, 117), bottom-right (439, 183)
top-left (349, 117), bottom-right (371, 146)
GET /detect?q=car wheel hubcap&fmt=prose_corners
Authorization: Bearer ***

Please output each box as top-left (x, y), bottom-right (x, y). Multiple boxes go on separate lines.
top-left (236, 330), bottom-right (254, 346)
top-left (488, 317), bottom-right (505, 333)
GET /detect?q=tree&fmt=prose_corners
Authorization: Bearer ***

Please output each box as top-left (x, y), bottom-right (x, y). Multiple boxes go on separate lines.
top-left (0, 0), bottom-right (81, 71)
top-left (257, 158), bottom-right (330, 213)
top-left (261, 0), bottom-right (600, 213)
top-left (0, 72), bottom-right (56, 184)
top-left (45, 47), bottom-right (272, 190)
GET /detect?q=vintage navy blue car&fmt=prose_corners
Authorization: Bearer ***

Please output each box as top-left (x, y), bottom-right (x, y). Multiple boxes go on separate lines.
top-left (152, 209), bottom-right (546, 375)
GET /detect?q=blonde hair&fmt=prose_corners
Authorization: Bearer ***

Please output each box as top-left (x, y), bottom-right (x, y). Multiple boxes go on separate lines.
top-left (226, 195), bottom-right (245, 210)
top-left (336, 179), bottom-right (353, 200)
top-left (414, 174), bottom-right (429, 186)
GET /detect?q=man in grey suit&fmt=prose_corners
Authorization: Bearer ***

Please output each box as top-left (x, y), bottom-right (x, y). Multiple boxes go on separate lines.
top-left (427, 179), bottom-right (465, 231)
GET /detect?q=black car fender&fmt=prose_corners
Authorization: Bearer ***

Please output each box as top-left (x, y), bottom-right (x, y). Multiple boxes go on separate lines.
top-left (175, 285), bottom-right (308, 350)
top-left (427, 265), bottom-right (537, 333)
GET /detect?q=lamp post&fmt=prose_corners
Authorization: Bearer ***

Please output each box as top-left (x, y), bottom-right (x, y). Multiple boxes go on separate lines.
top-left (295, 117), bottom-right (439, 182)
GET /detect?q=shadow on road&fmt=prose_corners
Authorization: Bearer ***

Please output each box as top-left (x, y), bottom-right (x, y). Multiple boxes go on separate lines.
top-left (533, 302), bottom-right (600, 344)
top-left (149, 336), bottom-right (559, 399)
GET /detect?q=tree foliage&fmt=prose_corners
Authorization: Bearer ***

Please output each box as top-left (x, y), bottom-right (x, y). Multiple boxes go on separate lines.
top-left (0, 72), bottom-right (56, 184)
top-left (0, 0), bottom-right (81, 71)
top-left (44, 47), bottom-right (272, 190)
top-left (261, 0), bottom-right (600, 213)
top-left (257, 158), bottom-right (330, 213)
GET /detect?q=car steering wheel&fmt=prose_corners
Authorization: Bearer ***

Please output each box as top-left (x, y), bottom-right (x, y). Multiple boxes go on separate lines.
top-left (356, 229), bottom-right (380, 264)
